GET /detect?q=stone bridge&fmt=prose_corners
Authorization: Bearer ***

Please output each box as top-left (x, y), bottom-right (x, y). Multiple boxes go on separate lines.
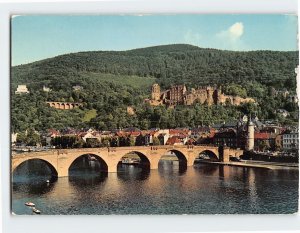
top-left (46, 101), bottom-right (83, 110)
top-left (12, 145), bottom-right (243, 177)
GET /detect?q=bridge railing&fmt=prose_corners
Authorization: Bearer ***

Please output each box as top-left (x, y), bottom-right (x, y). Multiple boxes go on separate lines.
top-left (12, 144), bottom-right (224, 159)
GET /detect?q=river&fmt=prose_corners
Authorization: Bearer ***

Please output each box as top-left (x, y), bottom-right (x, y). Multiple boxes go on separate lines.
top-left (12, 160), bottom-right (298, 215)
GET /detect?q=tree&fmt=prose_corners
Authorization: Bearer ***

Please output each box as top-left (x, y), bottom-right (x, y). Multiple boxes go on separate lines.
top-left (258, 140), bottom-right (270, 151)
top-left (135, 134), bottom-right (145, 146)
top-left (129, 136), bottom-right (135, 147)
top-left (73, 137), bottom-right (85, 148)
top-left (101, 138), bottom-right (110, 147)
top-left (85, 138), bottom-right (101, 148)
top-left (153, 137), bottom-right (161, 145)
top-left (16, 131), bottom-right (27, 144)
top-left (110, 137), bottom-right (119, 147)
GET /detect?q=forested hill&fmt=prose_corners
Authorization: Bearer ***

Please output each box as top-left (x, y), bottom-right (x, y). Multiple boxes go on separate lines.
top-left (11, 44), bottom-right (299, 132)
top-left (12, 44), bottom-right (298, 89)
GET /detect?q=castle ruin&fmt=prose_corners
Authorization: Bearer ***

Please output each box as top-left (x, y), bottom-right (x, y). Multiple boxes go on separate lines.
top-left (146, 84), bottom-right (255, 107)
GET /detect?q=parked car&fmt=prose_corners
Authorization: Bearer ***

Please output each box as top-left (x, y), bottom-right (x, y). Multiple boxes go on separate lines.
top-left (230, 156), bottom-right (241, 162)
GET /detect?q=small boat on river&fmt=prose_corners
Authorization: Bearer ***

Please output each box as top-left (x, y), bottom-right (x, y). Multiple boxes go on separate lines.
top-left (32, 208), bottom-right (41, 214)
top-left (25, 202), bottom-right (35, 207)
top-left (122, 158), bottom-right (140, 165)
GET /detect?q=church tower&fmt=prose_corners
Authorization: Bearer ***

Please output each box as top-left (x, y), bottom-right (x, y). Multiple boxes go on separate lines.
top-left (151, 83), bottom-right (161, 101)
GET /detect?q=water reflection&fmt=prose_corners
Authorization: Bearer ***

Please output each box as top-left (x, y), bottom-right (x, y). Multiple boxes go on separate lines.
top-left (69, 172), bottom-right (108, 187)
top-left (117, 164), bottom-right (150, 181)
top-left (13, 177), bottom-right (56, 195)
top-left (193, 163), bottom-right (219, 175)
top-left (158, 160), bottom-right (187, 175)
top-left (68, 156), bottom-right (108, 187)
top-left (13, 160), bottom-right (58, 195)
top-left (12, 162), bottom-right (299, 215)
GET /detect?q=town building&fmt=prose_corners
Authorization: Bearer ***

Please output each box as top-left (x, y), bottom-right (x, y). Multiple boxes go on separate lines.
top-left (45, 129), bottom-right (60, 146)
top-left (282, 129), bottom-right (299, 151)
top-left (254, 132), bottom-right (271, 151)
top-left (276, 109), bottom-right (289, 118)
top-left (213, 128), bottom-right (237, 148)
top-left (126, 106), bottom-right (135, 115)
top-left (11, 133), bottom-right (18, 145)
top-left (72, 85), bottom-right (83, 91)
top-left (166, 136), bottom-right (184, 145)
top-left (288, 95), bottom-right (298, 103)
top-left (15, 85), bottom-right (29, 94)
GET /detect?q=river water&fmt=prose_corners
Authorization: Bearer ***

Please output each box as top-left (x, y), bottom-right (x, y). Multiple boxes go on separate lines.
top-left (12, 160), bottom-right (298, 215)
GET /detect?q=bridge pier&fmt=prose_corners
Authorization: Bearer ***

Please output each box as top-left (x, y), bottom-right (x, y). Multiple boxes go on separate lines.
top-left (150, 163), bottom-right (159, 170)
top-left (108, 165), bottom-right (117, 173)
top-left (219, 146), bottom-right (230, 162)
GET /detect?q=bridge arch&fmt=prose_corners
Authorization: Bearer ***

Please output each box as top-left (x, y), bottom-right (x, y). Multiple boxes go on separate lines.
top-left (158, 149), bottom-right (188, 174)
top-left (68, 153), bottom-right (108, 175)
top-left (12, 158), bottom-right (58, 178)
top-left (164, 149), bottom-right (188, 163)
top-left (117, 151), bottom-right (151, 168)
top-left (197, 149), bottom-right (219, 162)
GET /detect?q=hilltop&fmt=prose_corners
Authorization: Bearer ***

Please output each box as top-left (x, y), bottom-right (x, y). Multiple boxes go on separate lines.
top-left (12, 44), bottom-right (298, 89)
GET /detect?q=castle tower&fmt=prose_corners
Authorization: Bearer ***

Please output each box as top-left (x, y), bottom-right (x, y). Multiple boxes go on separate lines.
top-left (151, 83), bottom-right (160, 101)
top-left (206, 86), bottom-right (214, 105)
top-left (246, 117), bottom-right (255, 151)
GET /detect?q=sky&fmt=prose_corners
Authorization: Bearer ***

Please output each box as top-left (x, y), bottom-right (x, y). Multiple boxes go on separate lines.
top-left (11, 14), bottom-right (298, 66)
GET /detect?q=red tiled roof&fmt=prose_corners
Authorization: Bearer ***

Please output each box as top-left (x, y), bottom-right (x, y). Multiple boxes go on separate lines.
top-left (77, 132), bottom-right (88, 137)
top-left (169, 129), bottom-right (189, 135)
top-left (208, 132), bottom-right (216, 138)
top-left (178, 133), bottom-right (188, 139)
top-left (255, 132), bottom-right (270, 139)
top-left (166, 136), bottom-right (182, 145)
top-left (130, 131), bottom-right (141, 137)
top-left (186, 138), bottom-right (196, 144)
top-left (116, 132), bottom-right (125, 137)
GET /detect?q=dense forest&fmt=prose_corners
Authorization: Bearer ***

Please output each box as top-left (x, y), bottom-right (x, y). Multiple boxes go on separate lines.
top-left (11, 44), bottom-right (299, 133)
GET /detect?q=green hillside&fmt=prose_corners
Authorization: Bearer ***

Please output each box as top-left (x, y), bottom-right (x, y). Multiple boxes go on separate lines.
top-left (11, 44), bottom-right (299, 132)
top-left (12, 44), bottom-right (298, 89)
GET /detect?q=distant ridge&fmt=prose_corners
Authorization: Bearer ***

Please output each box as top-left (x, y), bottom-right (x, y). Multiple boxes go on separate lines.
top-left (12, 44), bottom-right (298, 89)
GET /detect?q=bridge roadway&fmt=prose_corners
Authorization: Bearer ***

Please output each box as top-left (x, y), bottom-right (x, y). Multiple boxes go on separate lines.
top-left (12, 145), bottom-right (243, 177)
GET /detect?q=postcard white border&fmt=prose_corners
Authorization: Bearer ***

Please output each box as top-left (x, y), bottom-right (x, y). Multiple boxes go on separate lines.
top-left (1, 1), bottom-right (299, 233)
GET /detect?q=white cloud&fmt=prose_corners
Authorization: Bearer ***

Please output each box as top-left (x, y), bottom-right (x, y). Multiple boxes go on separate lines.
top-left (228, 22), bottom-right (244, 39)
top-left (216, 22), bottom-right (246, 50)
top-left (184, 30), bottom-right (202, 46)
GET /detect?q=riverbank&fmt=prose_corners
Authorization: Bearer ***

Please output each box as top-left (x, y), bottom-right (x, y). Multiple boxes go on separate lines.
top-left (197, 160), bottom-right (299, 170)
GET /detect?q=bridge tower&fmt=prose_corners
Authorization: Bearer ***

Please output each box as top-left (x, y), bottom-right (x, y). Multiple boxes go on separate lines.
top-left (246, 118), bottom-right (255, 151)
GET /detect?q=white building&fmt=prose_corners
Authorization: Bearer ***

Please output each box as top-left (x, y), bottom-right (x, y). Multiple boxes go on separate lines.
top-left (276, 109), bottom-right (289, 118)
top-left (73, 85), bottom-right (83, 91)
top-left (43, 86), bottom-right (51, 92)
top-left (282, 129), bottom-right (299, 150)
top-left (11, 133), bottom-right (18, 145)
top-left (15, 85), bottom-right (29, 94)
